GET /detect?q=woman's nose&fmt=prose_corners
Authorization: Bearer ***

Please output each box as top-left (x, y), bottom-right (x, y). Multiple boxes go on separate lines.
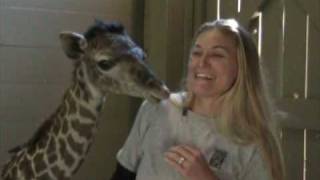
top-left (198, 54), bottom-right (208, 67)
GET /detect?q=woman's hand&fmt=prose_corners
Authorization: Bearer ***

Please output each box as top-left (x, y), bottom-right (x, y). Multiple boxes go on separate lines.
top-left (164, 145), bottom-right (219, 180)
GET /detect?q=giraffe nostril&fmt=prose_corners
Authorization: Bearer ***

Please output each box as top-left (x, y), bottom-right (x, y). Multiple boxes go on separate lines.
top-left (136, 70), bottom-right (151, 84)
top-left (145, 78), bottom-right (156, 86)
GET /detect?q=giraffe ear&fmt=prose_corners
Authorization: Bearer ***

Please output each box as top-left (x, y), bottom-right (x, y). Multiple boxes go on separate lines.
top-left (59, 31), bottom-right (88, 60)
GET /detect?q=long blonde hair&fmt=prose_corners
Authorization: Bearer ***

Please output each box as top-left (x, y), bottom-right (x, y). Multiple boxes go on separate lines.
top-left (184, 19), bottom-right (285, 180)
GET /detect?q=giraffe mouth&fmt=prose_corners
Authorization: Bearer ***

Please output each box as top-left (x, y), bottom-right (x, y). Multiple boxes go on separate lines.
top-left (146, 85), bottom-right (170, 103)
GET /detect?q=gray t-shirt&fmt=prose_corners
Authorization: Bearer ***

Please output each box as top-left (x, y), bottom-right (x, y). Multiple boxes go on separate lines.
top-left (117, 93), bottom-right (272, 180)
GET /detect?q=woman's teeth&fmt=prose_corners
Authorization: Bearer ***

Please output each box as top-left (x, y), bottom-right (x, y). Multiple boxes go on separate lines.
top-left (195, 73), bottom-right (213, 80)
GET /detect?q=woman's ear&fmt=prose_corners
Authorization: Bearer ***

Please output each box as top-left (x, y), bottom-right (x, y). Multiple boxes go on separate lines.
top-left (59, 31), bottom-right (88, 60)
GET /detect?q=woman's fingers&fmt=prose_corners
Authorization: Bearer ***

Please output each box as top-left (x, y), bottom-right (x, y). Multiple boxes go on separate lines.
top-left (165, 145), bottom-right (201, 176)
top-left (165, 152), bottom-right (183, 168)
top-left (165, 145), bottom-right (217, 180)
top-left (170, 145), bottom-right (194, 159)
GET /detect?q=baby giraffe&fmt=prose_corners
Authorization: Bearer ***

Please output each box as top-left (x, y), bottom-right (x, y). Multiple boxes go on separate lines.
top-left (1, 21), bottom-right (169, 180)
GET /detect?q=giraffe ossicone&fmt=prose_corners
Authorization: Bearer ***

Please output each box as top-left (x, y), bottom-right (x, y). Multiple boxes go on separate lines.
top-left (1, 20), bottom-right (170, 180)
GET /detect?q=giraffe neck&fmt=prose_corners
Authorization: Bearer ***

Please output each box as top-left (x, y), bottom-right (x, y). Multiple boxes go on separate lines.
top-left (35, 62), bottom-right (108, 178)
top-left (1, 63), bottom-right (108, 180)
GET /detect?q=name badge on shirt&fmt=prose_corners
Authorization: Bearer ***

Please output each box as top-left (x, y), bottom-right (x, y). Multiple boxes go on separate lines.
top-left (210, 148), bottom-right (227, 169)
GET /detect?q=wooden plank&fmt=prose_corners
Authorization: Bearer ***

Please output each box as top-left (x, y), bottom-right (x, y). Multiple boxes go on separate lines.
top-left (144, 0), bottom-right (169, 80)
top-left (238, 0), bottom-right (265, 25)
top-left (277, 99), bottom-right (320, 130)
top-left (206, 0), bottom-right (218, 21)
top-left (282, 0), bottom-right (307, 99)
top-left (306, 129), bottom-right (320, 179)
top-left (193, 0), bottom-right (207, 31)
top-left (220, 0), bottom-right (238, 19)
top-left (144, 0), bottom-right (190, 90)
top-left (281, 128), bottom-right (304, 180)
top-left (307, 21), bottom-right (320, 99)
top-left (299, 0), bottom-right (320, 28)
top-left (167, 0), bottom-right (188, 89)
top-left (183, 0), bottom-right (194, 67)
top-left (131, 0), bottom-right (145, 46)
top-left (2, 0), bottom-right (126, 15)
top-left (260, 0), bottom-right (283, 98)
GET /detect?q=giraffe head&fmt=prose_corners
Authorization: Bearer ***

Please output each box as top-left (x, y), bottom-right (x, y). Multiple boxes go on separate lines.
top-left (59, 21), bottom-right (170, 102)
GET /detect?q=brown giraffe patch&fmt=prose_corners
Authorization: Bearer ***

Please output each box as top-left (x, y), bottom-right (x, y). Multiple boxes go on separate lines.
top-left (78, 68), bottom-right (84, 78)
top-left (77, 80), bottom-right (92, 103)
top-left (48, 153), bottom-right (58, 164)
top-left (58, 139), bottom-right (75, 167)
top-left (33, 153), bottom-right (46, 173)
top-left (67, 135), bottom-right (83, 155)
top-left (19, 157), bottom-right (35, 179)
top-left (51, 165), bottom-right (68, 180)
top-left (38, 172), bottom-right (52, 180)
top-left (27, 146), bottom-right (37, 157)
top-left (66, 95), bottom-right (77, 115)
top-left (62, 120), bottom-right (69, 134)
top-left (63, 100), bottom-right (70, 116)
top-left (1, 161), bottom-right (11, 178)
top-left (52, 118), bottom-right (61, 135)
top-left (11, 166), bottom-right (18, 179)
top-left (37, 133), bottom-right (49, 150)
top-left (82, 88), bottom-right (92, 103)
top-left (58, 105), bottom-right (67, 118)
top-left (78, 80), bottom-right (86, 91)
top-left (71, 120), bottom-right (95, 140)
top-left (74, 84), bottom-right (81, 98)
top-left (46, 137), bottom-right (56, 155)
top-left (79, 104), bottom-right (96, 120)
top-left (71, 158), bottom-right (85, 175)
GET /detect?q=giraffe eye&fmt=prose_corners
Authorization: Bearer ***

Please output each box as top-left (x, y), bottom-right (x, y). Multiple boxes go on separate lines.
top-left (98, 60), bottom-right (116, 70)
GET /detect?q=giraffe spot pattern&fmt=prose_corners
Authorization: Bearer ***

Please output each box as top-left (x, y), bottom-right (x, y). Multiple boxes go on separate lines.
top-left (66, 95), bottom-right (77, 115)
top-left (78, 69), bottom-right (84, 78)
top-left (51, 165), bottom-right (68, 180)
top-left (82, 88), bottom-right (92, 103)
top-left (53, 118), bottom-right (61, 135)
top-left (37, 133), bottom-right (49, 150)
top-left (33, 153), bottom-right (47, 173)
top-left (12, 166), bottom-right (18, 179)
top-left (79, 104), bottom-right (96, 120)
top-left (71, 120), bottom-right (95, 140)
top-left (77, 79), bottom-right (93, 103)
top-left (58, 139), bottom-right (75, 167)
top-left (46, 137), bottom-right (59, 164)
top-left (67, 135), bottom-right (83, 155)
top-left (48, 153), bottom-right (58, 164)
top-left (46, 137), bottom-right (56, 155)
top-left (38, 172), bottom-right (52, 180)
top-left (71, 158), bottom-right (85, 175)
top-left (58, 105), bottom-right (67, 118)
top-left (19, 157), bottom-right (35, 179)
top-left (74, 84), bottom-right (81, 99)
top-left (62, 120), bottom-right (69, 135)
top-left (27, 145), bottom-right (37, 156)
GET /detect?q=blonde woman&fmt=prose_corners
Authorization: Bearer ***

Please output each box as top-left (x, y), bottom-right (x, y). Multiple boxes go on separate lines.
top-left (110, 19), bottom-right (285, 180)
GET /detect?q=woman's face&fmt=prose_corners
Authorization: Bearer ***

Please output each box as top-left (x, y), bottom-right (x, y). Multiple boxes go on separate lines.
top-left (187, 29), bottom-right (238, 100)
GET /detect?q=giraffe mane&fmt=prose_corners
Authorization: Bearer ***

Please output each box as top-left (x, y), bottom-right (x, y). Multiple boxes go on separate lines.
top-left (84, 20), bottom-right (125, 40)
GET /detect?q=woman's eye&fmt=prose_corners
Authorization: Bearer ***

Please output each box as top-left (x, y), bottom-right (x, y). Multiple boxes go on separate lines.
top-left (211, 53), bottom-right (224, 58)
top-left (191, 51), bottom-right (202, 57)
top-left (98, 60), bottom-right (116, 70)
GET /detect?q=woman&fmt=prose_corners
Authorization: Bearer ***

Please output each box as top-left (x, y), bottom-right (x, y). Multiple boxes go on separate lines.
top-left (110, 19), bottom-right (285, 180)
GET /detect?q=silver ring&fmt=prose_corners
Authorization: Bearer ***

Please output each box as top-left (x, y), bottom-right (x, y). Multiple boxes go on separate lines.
top-left (177, 157), bottom-right (185, 165)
